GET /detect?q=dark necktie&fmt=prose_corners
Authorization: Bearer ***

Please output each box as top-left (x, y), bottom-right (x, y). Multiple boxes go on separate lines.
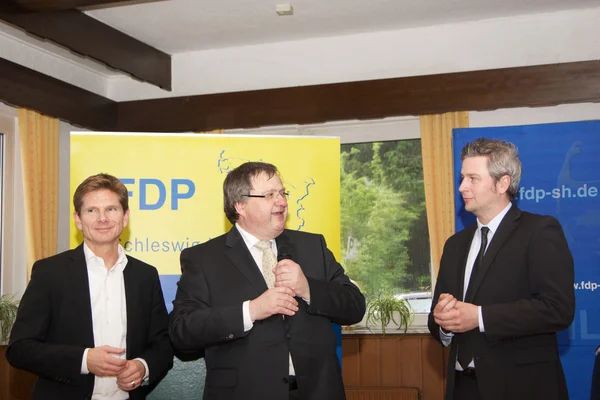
top-left (458, 226), bottom-right (490, 369)
top-left (465, 226), bottom-right (490, 299)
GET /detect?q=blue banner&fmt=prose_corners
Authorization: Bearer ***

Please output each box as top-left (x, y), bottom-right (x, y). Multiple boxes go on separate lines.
top-left (454, 121), bottom-right (600, 400)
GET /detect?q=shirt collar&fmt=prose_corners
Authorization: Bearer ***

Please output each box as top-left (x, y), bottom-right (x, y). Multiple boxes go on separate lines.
top-left (477, 202), bottom-right (512, 234)
top-left (235, 223), bottom-right (273, 250)
top-left (83, 242), bottom-right (127, 271)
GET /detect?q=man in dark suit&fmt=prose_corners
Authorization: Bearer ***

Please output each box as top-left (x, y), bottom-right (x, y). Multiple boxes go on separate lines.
top-left (428, 138), bottom-right (575, 400)
top-left (6, 173), bottom-right (173, 400)
top-left (169, 161), bottom-right (365, 400)
top-left (592, 346), bottom-right (600, 400)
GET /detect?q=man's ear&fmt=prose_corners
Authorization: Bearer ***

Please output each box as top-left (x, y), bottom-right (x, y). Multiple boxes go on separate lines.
top-left (123, 209), bottom-right (130, 228)
top-left (234, 201), bottom-right (245, 219)
top-left (497, 175), bottom-right (511, 195)
top-left (73, 211), bottom-right (82, 230)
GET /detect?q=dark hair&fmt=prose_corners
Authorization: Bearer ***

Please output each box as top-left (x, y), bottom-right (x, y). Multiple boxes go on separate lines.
top-left (461, 138), bottom-right (522, 199)
top-left (73, 173), bottom-right (129, 214)
top-left (223, 162), bottom-right (280, 223)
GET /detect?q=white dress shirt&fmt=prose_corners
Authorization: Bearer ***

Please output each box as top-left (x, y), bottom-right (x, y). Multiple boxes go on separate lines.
top-left (440, 202), bottom-right (512, 369)
top-left (80, 243), bottom-right (149, 399)
top-left (236, 223), bottom-right (296, 376)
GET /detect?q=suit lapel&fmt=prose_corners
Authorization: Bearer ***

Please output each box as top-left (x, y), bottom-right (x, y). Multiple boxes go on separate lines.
top-left (123, 259), bottom-right (138, 357)
top-left (457, 225), bottom-right (477, 301)
top-left (466, 206), bottom-right (521, 302)
top-left (68, 244), bottom-right (96, 347)
top-left (225, 226), bottom-right (268, 291)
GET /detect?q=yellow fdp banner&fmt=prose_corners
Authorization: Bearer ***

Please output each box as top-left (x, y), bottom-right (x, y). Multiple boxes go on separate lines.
top-left (70, 133), bottom-right (340, 304)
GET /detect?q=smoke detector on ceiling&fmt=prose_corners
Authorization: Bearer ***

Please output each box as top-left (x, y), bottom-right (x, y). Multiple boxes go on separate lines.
top-left (276, 4), bottom-right (294, 16)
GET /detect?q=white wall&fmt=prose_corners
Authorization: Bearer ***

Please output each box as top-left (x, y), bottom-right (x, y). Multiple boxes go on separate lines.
top-left (225, 104), bottom-right (600, 142)
top-left (109, 7), bottom-right (600, 101)
top-left (470, 103), bottom-right (600, 127)
top-left (225, 116), bottom-right (421, 142)
top-left (57, 121), bottom-right (77, 253)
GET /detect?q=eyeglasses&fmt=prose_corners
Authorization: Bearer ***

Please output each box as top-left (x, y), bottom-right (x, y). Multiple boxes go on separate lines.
top-left (242, 189), bottom-right (290, 200)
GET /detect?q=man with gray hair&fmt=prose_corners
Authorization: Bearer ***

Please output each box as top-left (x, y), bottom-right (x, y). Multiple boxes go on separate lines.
top-left (428, 138), bottom-right (575, 400)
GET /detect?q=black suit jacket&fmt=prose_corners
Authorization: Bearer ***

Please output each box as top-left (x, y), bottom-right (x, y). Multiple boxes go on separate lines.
top-left (592, 347), bottom-right (600, 400)
top-left (169, 227), bottom-right (365, 400)
top-left (428, 206), bottom-right (575, 400)
top-left (6, 244), bottom-right (173, 400)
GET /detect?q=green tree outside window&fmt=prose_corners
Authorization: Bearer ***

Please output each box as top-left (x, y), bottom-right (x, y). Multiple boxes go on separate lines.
top-left (341, 140), bottom-right (431, 303)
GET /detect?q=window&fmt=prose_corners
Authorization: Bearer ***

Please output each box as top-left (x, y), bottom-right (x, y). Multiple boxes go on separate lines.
top-left (340, 139), bottom-right (432, 313)
top-left (0, 104), bottom-right (27, 297)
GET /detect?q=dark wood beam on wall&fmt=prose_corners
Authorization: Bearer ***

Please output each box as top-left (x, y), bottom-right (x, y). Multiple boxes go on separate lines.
top-left (0, 10), bottom-right (172, 90)
top-left (0, 57), bottom-right (117, 130)
top-left (5, 0), bottom-right (133, 12)
top-left (117, 60), bottom-right (600, 132)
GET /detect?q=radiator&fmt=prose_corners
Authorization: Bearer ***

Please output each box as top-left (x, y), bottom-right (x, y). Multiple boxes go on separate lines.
top-left (345, 387), bottom-right (420, 400)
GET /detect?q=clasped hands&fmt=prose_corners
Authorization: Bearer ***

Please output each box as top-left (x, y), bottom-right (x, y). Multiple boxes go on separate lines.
top-left (87, 346), bottom-right (145, 391)
top-left (433, 293), bottom-right (479, 333)
top-left (249, 259), bottom-right (309, 321)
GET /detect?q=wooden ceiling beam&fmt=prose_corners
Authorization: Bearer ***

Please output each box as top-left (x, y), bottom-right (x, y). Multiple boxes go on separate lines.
top-left (0, 57), bottom-right (117, 130)
top-left (0, 10), bottom-right (172, 90)
top-left (2, 58), bottom-right (599, 133)
top-left (5, 0), bottom-right (134, 12)
top-left (116, 60), bottom-right (600, 132)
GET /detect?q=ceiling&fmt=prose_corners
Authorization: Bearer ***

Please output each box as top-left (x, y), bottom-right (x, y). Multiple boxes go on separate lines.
top-left (83, 0), bottom-right (599, 54)
top-left (0, 0), bottom-right (597, 84)
top-left (1, 0), bottom-right (599, 133)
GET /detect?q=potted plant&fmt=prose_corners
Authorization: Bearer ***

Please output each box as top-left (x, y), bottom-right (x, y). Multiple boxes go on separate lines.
top-left (1, 294), bottom-right (37, 398)
top-left (0, 294), bottom-right (19, 345)
top-left (365, 292), bottom-right (414, 335)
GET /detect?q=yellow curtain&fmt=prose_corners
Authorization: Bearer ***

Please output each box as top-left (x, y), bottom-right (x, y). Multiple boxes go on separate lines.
top-left (19, 109), bottom-right (60, 280)
top-left (420, 112), bottom-right (469, 278)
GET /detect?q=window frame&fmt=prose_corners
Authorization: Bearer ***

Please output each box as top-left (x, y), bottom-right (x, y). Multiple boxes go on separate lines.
top-left (336, 120), bottom-right (433, 327)
top-left (0, 104), bottom-right (27, 297)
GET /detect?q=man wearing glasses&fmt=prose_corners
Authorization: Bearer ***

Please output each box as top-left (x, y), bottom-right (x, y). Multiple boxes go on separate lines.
top-left (170, 161), bottom-right (365, 400)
